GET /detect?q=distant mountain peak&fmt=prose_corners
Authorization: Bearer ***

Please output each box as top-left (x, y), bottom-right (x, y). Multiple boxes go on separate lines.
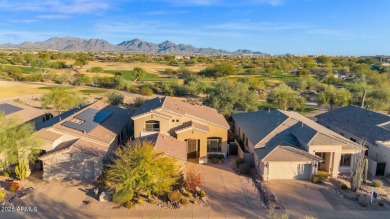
top-left (0, 36), bottom-right (268, 55)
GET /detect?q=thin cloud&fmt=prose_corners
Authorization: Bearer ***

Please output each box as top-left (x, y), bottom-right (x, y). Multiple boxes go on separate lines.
top-left (10, 19), bottom-right (39, 23)
top-left (0, 0), bottom-right (119, 14)
top-left (38, 14), bottom-right (72, 19)
top-left (207, 22), bottom-right (312, 32)
top-left (151, 0), bottom-right (284, 7)
top-left (146, 10), bottom-right (190, 15)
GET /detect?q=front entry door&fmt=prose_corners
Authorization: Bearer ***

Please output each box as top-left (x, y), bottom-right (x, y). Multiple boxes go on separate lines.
top-left (187, 139), bottom-right (199, 159)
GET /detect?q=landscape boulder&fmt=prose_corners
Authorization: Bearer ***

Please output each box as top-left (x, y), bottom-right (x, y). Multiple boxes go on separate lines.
top-left (99, 191), bottom-right (111, 202)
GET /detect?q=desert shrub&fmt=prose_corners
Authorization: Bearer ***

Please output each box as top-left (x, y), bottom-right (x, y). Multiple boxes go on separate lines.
top-left (15, 163), bottom-right (28, 180)
top-left (140, 86), bottom-right (154, 96)
top-left (341, 183), bottom-right (348, 190)
top-left (8, 181), bottom-right (20, 192)
top-left (127, 85), bottom-right (139, 93)
top-left (235, 158), bottom-right (245, 167)
top-left (357, 195), bottom-right (370, 207)
top-left (0, 190), bottom-right (4, 200)
top-left (113, 188), bottom-right (134, 204)
top-left (2, 171), bottom-right (10, 177)
top-left (199, 191), bottom-right (206, 197)
top-left (239, 163), bottom-right (250, 174)
top-left (379, 202), bottom-right (385, 207)
top-left (187, 193), bottom-right (193, 198)
top-left (168, 191), bottom-right (182, 203)
top-left (184, 169), bottom-right (201, 191)
top-left (372, 180), bottom-right (383, 188)
top-left (137, 199), bottom-right (143, 205)
top-left (193, 200), bottom-right (198, 205)
top-left (317, 171), bottom-right (328, 181)
top-left (269, 209), bottom-right (289, 219)
top-left (106, 91), bottom-right (124, 106)
top-left (181, 198), bottom-right (189, 205)
top-left (89, 66), bottom-right (104, 73)
top-left (125, 201), bottom-right (134, 209)
top-left (132, 97), bottom-right (147, 107)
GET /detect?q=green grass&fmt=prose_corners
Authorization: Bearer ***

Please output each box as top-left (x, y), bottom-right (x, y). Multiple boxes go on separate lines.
top-left (19, 66), bottom-right (42, 74)
top-left (104, 70), bottom-right (178, 82)
top-left (38, 86), bottom-right (74, 90)
top-left (80, 89), bottom-right (107, 94)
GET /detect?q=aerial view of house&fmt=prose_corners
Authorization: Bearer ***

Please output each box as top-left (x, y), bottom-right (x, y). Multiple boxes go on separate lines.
top-left (131, 96), bottom-right (230, 163)
top-left (316, 105), bottom-right (390, 176)
top-left (37, 101), bottom-right (133, 180)
top-left (232, 110), bottom-right (362, 180)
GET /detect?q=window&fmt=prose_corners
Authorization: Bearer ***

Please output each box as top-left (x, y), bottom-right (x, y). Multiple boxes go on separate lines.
top-left (340, 154), bottom-right (352, 167)
top-left (145, 120), bottom-right (160, 132)
top-left (172, 119), bottom-right (175, 122)
top-left (207, 137), bottom-right (222, 152)
top-left (176, 119), bottom-right (179, 122)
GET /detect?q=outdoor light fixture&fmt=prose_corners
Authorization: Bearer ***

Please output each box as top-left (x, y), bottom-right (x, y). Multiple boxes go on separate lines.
top-left (265, 162), bottom-right (269, 168)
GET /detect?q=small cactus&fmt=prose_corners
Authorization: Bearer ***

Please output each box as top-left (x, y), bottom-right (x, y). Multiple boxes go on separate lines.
top-left (363, 159), bottom-right (368, 183)
top-left (15, 162), bottom-right (28, 180)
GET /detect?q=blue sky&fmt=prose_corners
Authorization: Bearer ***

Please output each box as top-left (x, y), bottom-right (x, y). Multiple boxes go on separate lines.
top-left (0, 0), bottom-right (389, 55)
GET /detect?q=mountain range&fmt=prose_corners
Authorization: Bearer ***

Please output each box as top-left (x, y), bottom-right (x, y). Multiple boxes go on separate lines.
top-left (0, 37), bottom-right (267, 55)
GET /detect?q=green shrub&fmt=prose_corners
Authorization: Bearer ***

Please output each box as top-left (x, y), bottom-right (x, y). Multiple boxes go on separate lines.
top-left (181, 198), bottom-right (189, 205)
top-left (132, 97), bottom-right (147, 107)
top-left (341, 183), bottom-right (348, 190)
top-left (113, 188), bottom-right (134, 204)
top-left (187, 193), bottom-right (193, 198)
top-left (127, 85), bottom-right (139, 93)
top-left (199, 191), bottom-right (206, 197)
top-left (0, 190), bottom-right (4, 200)
top-left (2, 171), bottom-right (10, 177)
top-left (372, 180), bottom-right (383, 188)
top-left (208, 154), bottom-right (224, 160)
top-left (125, 201), bottom-right (134, 209)
top-left (239, 163), bottom-right (250, 174)
top-left (168, 191), bottom-right (182, 203)
top-left (140, 87), bottom-right (154, 96)
top-left (15, 163), bottom-right (28, 180)
top-left (235, 158), bottom-right (245, 167)
top-left (318, 171), bottom-right (328, 181)
top-left (137, 199), bottom-right (143, 205)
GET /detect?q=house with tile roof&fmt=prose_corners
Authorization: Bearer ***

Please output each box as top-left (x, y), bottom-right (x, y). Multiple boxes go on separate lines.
top-left (131, 96), bottom-right (230, 163)
top-left (0, 100), bottom-right (50, 127)
top-left (316, 105), bottom-right (390, 176)
top-left (231, 110), bottom-right (361, 180)
top-left (38, 101), bottom-right (133, 180)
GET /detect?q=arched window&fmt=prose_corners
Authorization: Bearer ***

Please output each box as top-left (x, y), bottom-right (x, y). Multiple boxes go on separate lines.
top-left (145, 120), bottom-right (160, 132)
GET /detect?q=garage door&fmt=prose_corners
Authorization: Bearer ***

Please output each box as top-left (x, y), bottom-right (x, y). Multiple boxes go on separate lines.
top-left (268, 162), bottom-right (312, 180)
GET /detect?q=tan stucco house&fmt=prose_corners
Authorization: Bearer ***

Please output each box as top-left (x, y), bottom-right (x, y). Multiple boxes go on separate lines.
top-left (131, 97), bottom-right (229, 163)
top-left (316, 105), bottom-right (390, 177)
top-left (38, 101), bottom-right (132, 180)
top-left (232, 110), bottom-right (361, 180)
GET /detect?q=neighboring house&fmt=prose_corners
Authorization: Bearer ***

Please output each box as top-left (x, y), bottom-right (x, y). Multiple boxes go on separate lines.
top-left (0, 100), bottom-right (51, 127)
top-left (38, 101), bottom-right (133, 180)
top-left (0, 101), bottom-right (50, 166)
top-left (131, 96), bottom-right (229, 163)
top-left (231, 110), bottom-right (361, 180)
top-left (316, 105), bottom-right (390, 176)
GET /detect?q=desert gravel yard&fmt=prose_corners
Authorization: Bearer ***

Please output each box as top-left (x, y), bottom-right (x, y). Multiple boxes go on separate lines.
top-left (1, 156), bottom-right (269, 219)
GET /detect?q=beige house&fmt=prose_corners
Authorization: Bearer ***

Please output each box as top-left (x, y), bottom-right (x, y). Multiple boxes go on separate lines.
top-left (316, 105), bottom-right (390, 176)
top-left (131, 97), bottom-right (229, 163)
top-left (38, 101), bottom-right (132, 180)
top-left (232, 110), bottom-right (361, 180)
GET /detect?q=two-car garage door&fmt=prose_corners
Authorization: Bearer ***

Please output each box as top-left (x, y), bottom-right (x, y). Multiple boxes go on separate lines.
top-left (268, 162), bottom-right (312, 180)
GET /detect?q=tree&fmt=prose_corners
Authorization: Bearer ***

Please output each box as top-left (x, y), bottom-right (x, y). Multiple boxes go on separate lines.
top-left (267, 84), bottom-right (305, 111)
top-left (104, 140), bottom-right (181, 204)
top-left (73, 74), bottom-right (92, 85)
top-left (73, 58), bottom-right (88, 68)
top-left (41, 88), bottom-right (84, 112)
top-left (133, 67), bottom-right (146, 82)
top-left (0, 114), bottom-right (43, 170)
top-left (106, 91), bottom-right (124, 106)
top-left (317, 85), bottom-right (352, 110)
top-left (204, 79), bottom-right (258, 115)
top-left (199, 62), bottom-right (238, 79)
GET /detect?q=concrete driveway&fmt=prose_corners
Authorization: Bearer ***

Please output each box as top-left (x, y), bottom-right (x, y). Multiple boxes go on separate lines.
top-left (266, 180), bottom-right (333, 218)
